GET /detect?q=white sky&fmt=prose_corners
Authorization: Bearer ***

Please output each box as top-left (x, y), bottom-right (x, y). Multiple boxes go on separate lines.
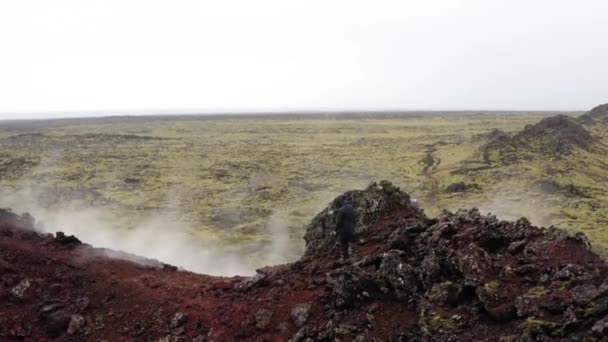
top-left (1, 0), bottom-right (607, 118)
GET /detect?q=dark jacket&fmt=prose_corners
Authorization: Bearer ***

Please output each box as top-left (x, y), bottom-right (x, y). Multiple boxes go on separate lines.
top-left (336, 204), bottom-right (356, 242)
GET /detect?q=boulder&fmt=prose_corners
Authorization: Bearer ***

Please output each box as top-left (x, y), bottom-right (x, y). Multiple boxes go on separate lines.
top-left (40, 306), bottom-right (71, 338)
top-left (67, 314), bottom-right (85, 335)
top-left (290, 303), bottom-right (312, 328)
top-left (170, 312), bottom-right (188, 329)
top-left (255, 308), bottom-right (273, 330)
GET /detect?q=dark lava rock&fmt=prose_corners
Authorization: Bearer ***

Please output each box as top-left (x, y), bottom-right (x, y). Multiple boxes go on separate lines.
top-left (512, 115), bottom-right (595, 154)
top-left (445, 182), bottom-right (480, 193)
top-left (475, 129), bottom-right (514, 164)
top-left (290, 303), bottom-right (312, 328)
top-left (10, 279), bottom-right (32, 299)
top-left (0, 209), bottom-right (37, 230)
top-left (303, 181), bottom-right (421, 257)
top-left (55, 231), bottom-right (82, 246)
top-left (377, 250), bottom-right (419, 302)
top-left (75, 296), bottom-right (90, 311)
top-left (535, 179), bottom-right (588, 197)
top-left (325, 264), bottom-right (378, 309)
top-left (40, 305), bottom-right (71, 338)
top-left (592, 315), bottom-right (608, 336)
top-left (480, 114), bottom-right (597, 159)
top-left (0, 257), bottom-right (16, 273)
top-left (579, 103), bottom-right (608, 124)
top-left (170, 312), bottom-right (188, 329)
top-left (255, 308), bottom-right (273, 330)
top-left (299, 181), bottom-right (608, 340)
top-left (235, 272), bottom-right (269, 292)
top-left (67, 314), bottom-right (85, 335)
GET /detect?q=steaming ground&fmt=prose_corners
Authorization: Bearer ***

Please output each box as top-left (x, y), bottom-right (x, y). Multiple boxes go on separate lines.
top-left (0, 187), bottom-right (298, 276)
top-left (44, 209), bottom-right (261, 276)
top-left (0, 182), bottom-right (567, 276)
top-left (462, 186), bottom-right (560, 229)
top-left (0, 184), bottom-right (559, 277)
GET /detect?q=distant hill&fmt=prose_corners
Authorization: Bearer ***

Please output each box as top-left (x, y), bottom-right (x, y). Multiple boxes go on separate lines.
top-left (480, 113), bottom-right (598, 161)
top-left (476, 103), bottom-right (608, 162)
top-left (579, 103), bottom-right (608, 125)
top-left (511, 115), bottom-right (596, 155)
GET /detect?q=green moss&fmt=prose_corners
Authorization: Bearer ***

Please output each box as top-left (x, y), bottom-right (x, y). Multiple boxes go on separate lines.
top-left (484, 280), bottom-right (500, 294)
top-left (525, 317), bottom-right (560, 333)
top-left (527, 286), bottom-right (547, 297)
top-left (584, 302), bottom-right (596, 317)
top-left (430, 313), bottom-right (456, 330)
top-left (442, 280), bottom-right (456, 288)
top-left (560, 277), bottom-right (576, 290)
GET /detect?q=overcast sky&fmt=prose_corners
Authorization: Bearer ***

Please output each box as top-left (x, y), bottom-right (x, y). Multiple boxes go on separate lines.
top-left (1, 1), bottom-right (607, 119)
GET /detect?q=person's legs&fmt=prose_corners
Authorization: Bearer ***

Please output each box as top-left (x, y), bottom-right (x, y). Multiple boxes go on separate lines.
top-left (340, 240), bottom-right (350, 261)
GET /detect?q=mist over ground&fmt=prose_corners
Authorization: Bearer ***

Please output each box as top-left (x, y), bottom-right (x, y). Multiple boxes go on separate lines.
top-left (0, 181), bottom-right (558, 276)
top-left (0, 186), bottom-right (299, 276)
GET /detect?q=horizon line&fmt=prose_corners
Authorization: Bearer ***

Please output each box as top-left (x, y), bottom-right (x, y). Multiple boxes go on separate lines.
top-left (0, 107), bottom-right (585, 121)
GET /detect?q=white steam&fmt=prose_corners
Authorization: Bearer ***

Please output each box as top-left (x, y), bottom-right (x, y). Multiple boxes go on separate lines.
top-left (0, 186), bottom-right (296, 277)
top-left (470, 187), bottom-right (560, 228)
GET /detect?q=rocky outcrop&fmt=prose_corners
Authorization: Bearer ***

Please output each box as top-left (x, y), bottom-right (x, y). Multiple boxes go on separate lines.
top-left (479, 114), bottom-right (597, 161)
top-left (303, 180), bottom-right (423, 257)
top-left (445, 181), bottom-right (480, 193)
top-left (0, 209), bottom-right (37, 230)
top-left (512, 115), bottom-right (595, 154)
top-left (579, 103), bottom-right (608, 125)
top-left (535, 179), bottom-right (589, 197)
top-left (299, 182), bottom-right (608, 340)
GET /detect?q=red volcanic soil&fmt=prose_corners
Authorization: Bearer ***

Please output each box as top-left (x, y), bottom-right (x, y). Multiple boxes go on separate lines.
top-left (0, 217), bottom-right (323, 341)
top-left (2, 181), bottom-right (608, 341)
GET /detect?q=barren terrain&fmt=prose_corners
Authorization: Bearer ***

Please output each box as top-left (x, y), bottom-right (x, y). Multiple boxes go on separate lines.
top-left (3, 182), bottom-right (608, 340)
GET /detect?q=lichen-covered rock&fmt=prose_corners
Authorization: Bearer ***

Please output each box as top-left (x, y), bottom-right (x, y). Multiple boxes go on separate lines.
top-left (290, 303), bottom-right (312, 328)
top-left (476, 281), bottom-right (516, 321)
top-left (283, 189), bottom-right (608, 341)
top-left (325, 265), bottom-right (377, 309)
top-left (418, 309), bottom-right (459, 340)
top-left (418, 251), bottom-right (442, 289)
top-left (377, 250), bottom-right (419, 302)
top-left (454, 245), bottom-right (491, 287)
top-left (291, 320), bottom-right (361, 342)
top-left (303, 181), bottom-right (418, 257)
top-left (299, 182), bottom-right (608, 339)
top-left (426, 281), bottom-right (462, 307)
top-left (515, 293), bottom-right (543, 318)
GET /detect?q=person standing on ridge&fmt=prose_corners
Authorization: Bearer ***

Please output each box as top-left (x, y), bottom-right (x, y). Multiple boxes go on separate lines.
top-left (335, 198), bottom-right (357, 262)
